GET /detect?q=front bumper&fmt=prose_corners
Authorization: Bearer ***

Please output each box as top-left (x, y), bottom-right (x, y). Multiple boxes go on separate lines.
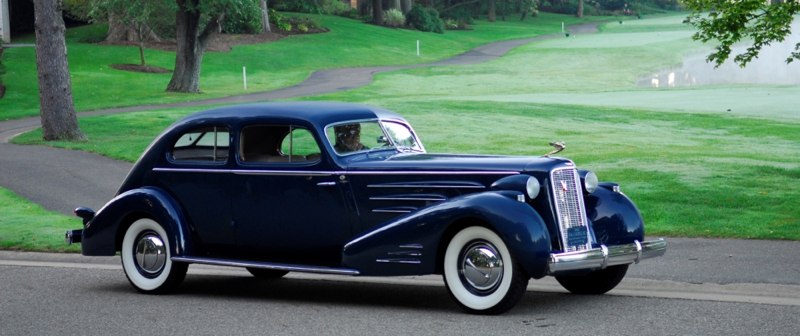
top-left (547, 238), bottom-right (667, 274)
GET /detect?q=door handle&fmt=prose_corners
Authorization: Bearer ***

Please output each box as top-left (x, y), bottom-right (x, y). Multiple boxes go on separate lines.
top-left (317, 181), bottom-right (336, 187)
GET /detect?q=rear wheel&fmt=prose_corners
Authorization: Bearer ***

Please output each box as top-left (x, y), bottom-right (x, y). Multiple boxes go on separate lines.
top-left (246, 268), bottom-right (289, 279)
top-left (443, 226), bottom-right (529, 315)
top-left (555, 265), bottom-right (628, 295)
top-left (121, 218), bottom-right (187, 294)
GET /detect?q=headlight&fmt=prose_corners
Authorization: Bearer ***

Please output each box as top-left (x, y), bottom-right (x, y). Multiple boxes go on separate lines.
top-left (583, 171), bottom-right (598, 193)
top-left (526, 176), bottom-right (541, 199)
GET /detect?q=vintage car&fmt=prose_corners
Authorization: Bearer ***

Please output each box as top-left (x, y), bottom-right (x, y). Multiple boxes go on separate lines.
top-left (66, 102), bottom-right (666, 314)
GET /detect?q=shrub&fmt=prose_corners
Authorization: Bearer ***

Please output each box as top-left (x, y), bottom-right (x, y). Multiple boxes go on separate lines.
top-left (276, 20), bottom-right (293, 32)
top-left (275, 0), bottom-right (352, 16)
top-left (221, 0), bottom-right (262, 34)
top-left (406, 4), bottom-right (444, 34)
top-left (383, 8), bottom-right (405, 28)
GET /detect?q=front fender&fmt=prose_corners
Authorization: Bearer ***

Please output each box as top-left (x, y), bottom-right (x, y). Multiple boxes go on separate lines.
top-left (81, 187), bottom-right (192, 257)
top-left (585, 183), bottom-right (645, 245)
top-left (342, 191), bottom-right (551, 278)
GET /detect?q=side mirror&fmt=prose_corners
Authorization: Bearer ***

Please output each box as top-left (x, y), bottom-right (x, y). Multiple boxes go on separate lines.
top-left (376, 135), bottom-right (389, 144)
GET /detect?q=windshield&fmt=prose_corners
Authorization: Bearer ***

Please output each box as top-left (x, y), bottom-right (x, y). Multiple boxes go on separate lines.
top-left (325, 120), bottom-right (424, 156)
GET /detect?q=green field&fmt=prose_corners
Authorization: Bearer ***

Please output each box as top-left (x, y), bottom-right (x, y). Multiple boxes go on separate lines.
top-left (2, 13), bottom-right (799, 251)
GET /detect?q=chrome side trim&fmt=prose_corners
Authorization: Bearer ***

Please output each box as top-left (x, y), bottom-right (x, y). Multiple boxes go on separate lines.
top-left (547, 239), bottom-right (667, 274)
top-left (372, 208), bottom-right (415, 213)
top-left (399, 244), bottom-right (423, 249)
top-left (154, 167), bottom-right (518, 177)
top-left (153, 167), bottom-right (334, 177)
top-left (368, 183), bottom-right (485, 189)
top-left (376, 259), bottom-right (422, 264)
top-left (171, 256), bottom-right (360, 276)
top-left (357, 171), bottom-right (519, 176)
top-left (369, 195), bottom-right (447, 202)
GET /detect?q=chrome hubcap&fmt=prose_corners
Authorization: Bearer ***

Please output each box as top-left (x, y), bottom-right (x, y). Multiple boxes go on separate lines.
top-left (135, 233), bottom-right (166, 275)
top-left (460, 242), bottom-right (504, 292)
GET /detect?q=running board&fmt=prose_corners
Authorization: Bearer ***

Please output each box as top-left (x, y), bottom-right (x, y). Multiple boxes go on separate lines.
top-left (172, 256), bottom-right (360, 276)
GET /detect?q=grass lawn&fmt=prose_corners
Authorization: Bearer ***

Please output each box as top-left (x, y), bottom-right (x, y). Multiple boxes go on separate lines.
top-left (0, 12), bottom-right (591, 121)
top-left (0, 188), bottom-right (80, 252)
top-left (4, 13), bottom-right (799, 251)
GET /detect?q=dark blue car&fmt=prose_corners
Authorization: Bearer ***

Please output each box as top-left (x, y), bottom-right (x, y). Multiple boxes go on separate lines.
top-left (67, 102), bottom-right (666, 314)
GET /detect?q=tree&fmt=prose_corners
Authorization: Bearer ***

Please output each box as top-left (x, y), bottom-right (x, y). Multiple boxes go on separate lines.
top-left (684, 0), bottom-right (800, 67)
top-left (576, 0), bottom-right (583, 18)
top-left (260, 0), bottom-right (271, 33)
top-left (372, 0), bottom-right (383, 24)
top-left (33, 0), bottom-right (85, 141)
top-left (95, 0), bottom-right (166, 66)
top-left (166, 0), bottom-right (226, 93)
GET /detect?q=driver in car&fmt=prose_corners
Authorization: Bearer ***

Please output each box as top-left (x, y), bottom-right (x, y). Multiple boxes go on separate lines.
top-left (334, 123), bottom-right (368, 153)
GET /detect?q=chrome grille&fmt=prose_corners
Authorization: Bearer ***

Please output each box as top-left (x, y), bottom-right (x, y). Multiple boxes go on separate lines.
top-left (550, 167), bottom-right (592, 252)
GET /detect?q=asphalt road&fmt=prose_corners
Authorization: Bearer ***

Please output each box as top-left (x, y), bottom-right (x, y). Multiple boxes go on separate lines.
top-left (0, 251), bottom-right (798, 336)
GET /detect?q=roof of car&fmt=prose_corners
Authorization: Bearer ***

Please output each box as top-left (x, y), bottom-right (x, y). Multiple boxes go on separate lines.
top-left (177, 102), bottom-right (406, 127)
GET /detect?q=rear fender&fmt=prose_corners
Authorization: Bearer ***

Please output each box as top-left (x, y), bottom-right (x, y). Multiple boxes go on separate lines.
top-left (81, 187), bottom-right (192, 257)
top-left (342, 191), bottom-right (551, 278)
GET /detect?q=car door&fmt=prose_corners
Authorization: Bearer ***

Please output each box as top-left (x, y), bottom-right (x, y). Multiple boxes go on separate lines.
top-left (231, 124), bottom-right (353, 266)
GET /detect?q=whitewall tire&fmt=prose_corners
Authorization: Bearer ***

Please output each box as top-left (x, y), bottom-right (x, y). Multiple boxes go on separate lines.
top-left (121, 218), bottom-right (187, 293)
top-left (443, 226), bottom-right (529, 314)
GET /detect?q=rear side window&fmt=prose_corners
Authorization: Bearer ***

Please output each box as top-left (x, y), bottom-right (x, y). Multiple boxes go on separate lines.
top-left (171, 126), bottom-right (230, 163)
top-left (240, 125), bottom-right (321, 164)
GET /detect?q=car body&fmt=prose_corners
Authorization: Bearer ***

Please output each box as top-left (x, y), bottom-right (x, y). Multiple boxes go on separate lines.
top-left (66, 102), bottom-right (666, 314)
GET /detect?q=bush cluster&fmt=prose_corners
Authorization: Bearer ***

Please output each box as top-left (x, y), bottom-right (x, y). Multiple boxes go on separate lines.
top-left (383, 8), bottom-right (406, 28)
top-left (274, 0), bottom-right (354, 16)
top-left (221, 0), bottom-right (263, 34)
top-left (405, 4), bottom-right (444, 34)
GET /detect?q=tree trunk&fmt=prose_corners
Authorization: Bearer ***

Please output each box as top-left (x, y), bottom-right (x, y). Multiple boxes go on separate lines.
top-left (400, 0), bottom-right (411, 13)
top-left (106, 13), bottom-right (128, 42)
top-left (392, 0), bottom-right (400, 10)
top-left (488, 0), bottom-right (496, 22)
top-left (166, 0), bottom-right (221, 93)
top-left (32, 0), bottom-right (85, 141)
top-left (577, 0), bottom-right (584, 18)
top-left (260, 0), bottom-right (271, 33)
top-left (372, 0), bottom-right (383, 24)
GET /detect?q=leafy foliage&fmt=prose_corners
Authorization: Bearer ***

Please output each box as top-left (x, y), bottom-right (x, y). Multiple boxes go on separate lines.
top-left (406, 4), bottom-right (444, 34)
top-left (684, 0), bottom-right (800, 67)
top-left (274, 0), bottom-right (351, 15)
top-left (383, 8), bottom-right (406, 28)
top-left (221, 0), bottom-right (262, 33)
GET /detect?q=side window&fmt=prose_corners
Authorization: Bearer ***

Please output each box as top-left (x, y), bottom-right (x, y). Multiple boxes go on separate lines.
top-left (171, 126), bottom-right (230, 163)
top-left (240, 125), bottom-right (321, 163)
top-left (280, 128), bottom-right (322, 162)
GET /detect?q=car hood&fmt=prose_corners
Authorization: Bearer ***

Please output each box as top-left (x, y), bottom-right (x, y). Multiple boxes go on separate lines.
top-left (343, 153), bottom-right (572, 173)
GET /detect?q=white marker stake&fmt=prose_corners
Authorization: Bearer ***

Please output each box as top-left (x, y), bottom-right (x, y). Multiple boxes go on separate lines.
top-left (561, 22), bottom-right (564, 33)
top-left (243, 66), bottom-right (248, 90)
top-left (416, 40), bottom-right (420, 57)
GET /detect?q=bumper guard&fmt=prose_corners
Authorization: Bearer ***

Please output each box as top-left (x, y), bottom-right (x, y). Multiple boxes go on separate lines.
top-left (548, 238), bottom-right (667, 274)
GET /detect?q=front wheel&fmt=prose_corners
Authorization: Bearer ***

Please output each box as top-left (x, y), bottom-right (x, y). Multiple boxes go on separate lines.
top-left (121, 218), bottom-right (187, 294)
top-left (443, 226), bottom-right (529, 315)
top-left (555, 264), bottom-right (628, 295)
